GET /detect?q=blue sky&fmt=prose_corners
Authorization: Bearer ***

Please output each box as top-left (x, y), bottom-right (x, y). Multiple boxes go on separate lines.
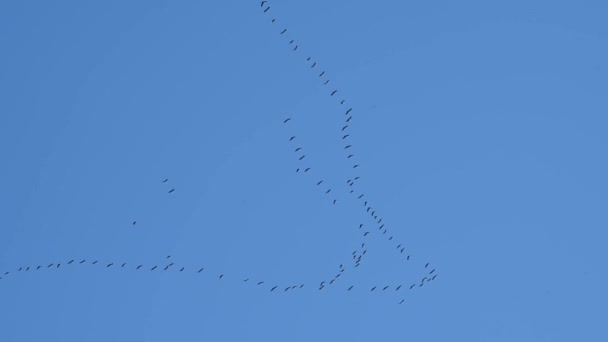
top-left (1, 1), bottom-right (607, 341)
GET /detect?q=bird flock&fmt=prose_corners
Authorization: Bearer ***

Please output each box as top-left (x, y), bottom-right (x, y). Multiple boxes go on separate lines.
top-left (0, 1), bottom-right (438, 306)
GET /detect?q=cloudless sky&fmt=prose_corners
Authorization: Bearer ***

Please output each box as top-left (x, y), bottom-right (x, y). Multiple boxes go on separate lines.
top-left (1, 1), bottom-right (607, 341)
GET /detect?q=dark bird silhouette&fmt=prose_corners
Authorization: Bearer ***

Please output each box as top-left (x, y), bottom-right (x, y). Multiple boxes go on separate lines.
top-left (300, 284), bottom-right (304, 288)
top-left (353, 165), bottom-right (359, 168)
top-left (341, 100), bottom-right (345, 104)
top-left (3, 272), bottom-right (8, 275)
top-left (324, 80), bottom-right (329, 85)
top-left (333, 199), bottom-right (337, 204)
top-left (348, 285), bottom-right (354, 291)
top-left (284, 287), bottom-right (290, 292)
top-left (92, 261), bottom-right (98, 265)
top-left (280, 29), bottom-right (287, 34)
top-left (244, 279), bottom-right (249, 282)
top-left (307, 57), bottom-right (311, 61)
top-left (289, 136), bottom-right (295, 141)
top-left (289, 40), bottom-right (294, 44)
top-left (358, 194), bottom-right (364, 199)
top-left (331, 90), bottom-right (337, 96)
top-left (430, 269), bottom-right (436, 274)
top-left (317, 180), bottom-right (323, 185)
top-left (359, 224), bottom-right (364, 228)
top-left (167, 256), bottom-right (171, 259)
top-left (342, 134), bottom-right (350, 139)
top-left (342, 125), bottom-right (348, 131)
top-left (367, 207), bottom-right (371, 212)
top-left (425, 263), bottom-right (430, 268)
top-left (397, 244), bottom-right (401, 249)
top-left (325, 189), bottom-right (331, 194)
top-left (121, 263), bottom-right (126, 268)
top-left (164, 266), bottom-right (170, 271)
top-left (272, 19), bottom-right (276, 23)
top-left (346, 116), bottom-right (352, 122)
top-left (319, 71), bottom-right (325, 77)
top-left (57, 264), bottom-right (61, 268)
top-left (311, 62), bottom-right (317, 68)
top-left (432, 275), bottom-right (437, 280)
top-left (80, 260), bottom-right (86, 264)
top-left (264, 6), bottom-right (270, 12)
top-left (180, 267), bottom-right (184, 272)
top-left (354, 176), bottom-right (360, 180)
top-left (345, 108), bottom-right (352, 115)
top-left (257, 281), bottom-right (264, 285)
top-left (37, 266), bottom-right (41, 270)
top-left (260, 1), bottom-right (267, 6)
top-left (162, 178), bottom-right (168, 183)
top-left (383, 286), bottom-right (389, 291)
top-left (400, 248), bottom-right (405, 253)
top-left (47, 263), bottom-right (54, 268)
top-left (296, 168), bottom-right (300, 172)
top-left (345, 145), bottom-right (352, 149)
top-left (371, 287), bottom-right (376, 292)
top-left (293, 45), bottom-right (298, 51)
top-left (364, 232), bottom-right (370, 236)
top-left (219, 274), bottom-right (224, 279)
top-left (396, 285), bottom-right (402, 291)
top-left (271, 286), bottom-right (278, 291)
top-left (399, 299), bottom-right (405, 304)
top-left (137, 265), bottom-right (143, 269)
top-left (18, 267), bottom-right (22, 272)
top-left (407, 255), bottom-right (411, 260)
top-left (299, 155), bottom-right (305, 160)
top-left (168, 189), bottom-right (175, 193)
top-left (330, 279), bottom-right (335, 285)
top-left (410, 284), bottom-right (416, 289)
top-left (304, 167), bottom-right (310, 172)
top-left (198, 268), bottom-right (204, 273)
top-left (283, 118), bottom-right (291, 123)
top-left (388, 236), bottom-right (393, 240)
top-left (26, 267), bottom-right (30, 271)
top-left (347, 154), bottom-right (354, 158)
top-left (151, 266), bottom-right (157, 270)
top-left (295, 147), bottom-right (302, 152)
top-left (67, 260), bottom-right (74, 265)
top-left (132, 221), bottom-right (136, 225)
top-left (380, 224), bottom-right (384, 229)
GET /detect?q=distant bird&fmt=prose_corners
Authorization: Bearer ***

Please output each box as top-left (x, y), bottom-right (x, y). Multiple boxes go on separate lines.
top-left (362, 243), bottom-right (365, 248)
top-left (364, 232), bottom-right (370, 236)
top-left (410, 284), bottom-right (416, 289)
top-left (137, 265), bottom-right (143, 269)
top-left (298, 155), bottom-right (305, 160)
top-left (311, 62), bottom-right (317, 68)
top-left (331, 90), bottom-right (337, 96)
top-left (68, 260), bottom-right (74, 264)
top-left (348, 285), bottom-right (354, 291)
top-left (430, 269), bottom-right (436, 274)
top-left (316, 180), bottom-right (323, 185)
top-left (295, 147), bottom-right (302, 151)
top-left (244, 279), bottom-right (249, 282)
top-left (358, 194), bottom-right (364, 199)
top-left (198, 268), bottom-right (204, 273)
top-left (342, 125), bottom-right (348, 131)
top-left (284, 287), bottom-right (290, 292)
top-left (362, 250), bottom-right (367, 255)
top-left (260, 1), bottom-right (266, 6)
top-left (26, 267), bottom-right (30, 271)
top-left (167, 256), bottom-right (171, 259)
top-left (300, 284), bottom-right (304, 288)
top-left (347, 154), bottom-right (354, 158)
top-left (342, 134), bottom-right (350, 139)
top-left (257, 281), bottom-right (264, 285)
top-left (289, 40), bottom-right (294, 44)
top-left (323, 80), bottom-right (329, 85)
top-left (79, 260), bottom-right (86, 264)
top-left (271, 19), bottom-right (276, 23)
top-left (431, 275), bottom-right (437, 280)
top-left (264, 6), bottom-right (270, 12)
top-left (103, 263), bottom-right (112, 268)
top-left (359, 224), bottom-right (363, 228)
top-left (319, 71), bottom-right (325, 77)
top-left (121, 263), bottom-right (126, 268)
top-left (307, 57), bottom-right (311, 61)
top-left (388, 236), bottom-right (393, 241)
top-left (425, 263), bottom-right (430, 268)
top-left (396, 285), bottom-right (402, 291)
top-left (400, 248), bottom-right (405, 253)
top-left (180, 267), bottom-right (184, 272)
top-left (353, 165), bottom-right (359, 168)
top-left (346, 116), bottom-right (352, 122)
top-left (367, 207), bottom-right (371, 212)
top-left (399, 299), bottom-right (405, 304)
top-left (283, 118), bottom-right (291, 123)
top-left (289, 136), bottom-right (295, 141)
top-left (271, 286), bottom-right (278, 292)
top-left (345, 108), bottom-right (352, 115)
top-left (325, 189), bottom-right (331, 194)
top-left (164, 266), bottom-right (170, 271)
top-left (378, 219), bottom-right (382, 224)
top-left (57, 264), bottom-right (61, 268)
top-left (383, 286), bottom-right (389, 291)
top-left (132, 221), bottom-right (137, 225)
top-left (380, 224), bottom-right (384, 229)
top-left (280, 29), bottom-right (287, 34)
top-left (407, 255), bottom-right (410, 260)
top-left (333, 199), bottom-right (337, 204)
top-left (219, 274), bottom-right (224, 279)
top-left (18, 267), bottom-right (22, 272)
top-left (345, 145), bottom-right (352, 149)
top-left (151, 266), bottom-right (157, 270)
top-left (36, 266), bottom-right (41, 270)
top-left (371, 287), bottom-right (376, 292)
top-left (341, 100), bottom-right (345, 104)
top-left (304, 167), bottom-right (310, 172)
top-left (354, 177), bottom-right (360, 180)
top-left (162, 178), bottom-right (168, 183)
top-left (3, 272), bottom-right (8, 275)
top-left (47, 263), bottom-right (53, 268)
top-left (397, 244), bottom-right (401, 249)
top-left (296, 168), bottom-right (300, 172)
top-left (92, 261), bottom-right (98, 265)
top-left (330, 279), bottom-right (335, 285)
top-left (168, 189), bottom-right (175, 193)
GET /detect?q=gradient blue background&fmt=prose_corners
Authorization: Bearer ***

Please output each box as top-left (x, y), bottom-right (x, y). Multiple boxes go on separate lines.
top-left (1, 1), bottom-right (607, 341)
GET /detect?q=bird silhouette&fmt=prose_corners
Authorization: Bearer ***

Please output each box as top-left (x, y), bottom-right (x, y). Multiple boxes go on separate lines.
top-left (325, 189), bottom-right (331, 194)
top-left (358, 194), bottom-right (364, 199)
top-left (342, 134), bottom-right (350, 139)
top-left (399, 299), bottom-right (405, 304)
top-left (260, 1), bottom-right (267, 6)
top-left (341, 100), bottom-right (345, 104)
top-left (79, 260), bottom-right (86, 264)
top-left (342, 125), bottom-right (348, 131)
top-left (280, 29), bottom-right (287, 34)
top-left (271, 286), bottom-right (278, 291)
top-left (295, 147), bottom-right (302, 152)
top-left (299, 155), bottom-right (305, 160)
top-left (348, 285), bottom-right (354, 291)
top-left (317, 180), bottom-right (323, 185)
top-left (162, 178), bottom-right (168, 183)
top-left (346, 116), bottom-right (352, 122)
top-left (364, 232), bottom-right (370, 236)
top-left (425, 263), bottom-right (430, 268)
top-left (331, 90), bottom-right (337, 96)
top-left (383, 286), bottom-right (389, 291)
top-left (345, 108), bottom-right (352, 115)
top-left (353, 165), bottom-right (359, 168)
top-left (289, 136), bottom-right (295, 141)
top-left (410, 284), bottom-right (416, 289)
top-left (311, 62), bottom-right (317, 68)
top-left (396, 285), bottom-right (402, 291)
top-left (323, 80), bottom-right (329, 85)
top-left (219, 274), bottom-right (224, 279)
top-left (198, 268), bottom-right (204, 273)
top-left (319, 71), bottom-right (325, 77)
top-left (168, 189), bottom-right (175, 193)
top-left (137, 265), bottom-right (143, 269)
top-left (430, 269), bottom-right (436, 274)
top-left (106, 263), bottom-right (113, 268)
top-left (180, 267), bottom-right (184, 272)
top-left (121, 263), bottom-right (126, 268)
top-left (151, 266), bottom-right (157, 270)
top-left (283, 118), bottom-right (291, 123)
top-left (92, 261), bottom-right (98, 265)
top-left (132, 221), bottom-right (136, 225)
top-left (347, 154), bottom-right (354, 158)
top-left (264, 6), bottom-right (270, 12)
top-left (371, 287), bottom-right (376, 292)
top-left (345, 145), bottom-right (352, 149)
top-left (257, 281), bottom-right (264, 285)
top-left (304, 167), bottom-right (311, 172)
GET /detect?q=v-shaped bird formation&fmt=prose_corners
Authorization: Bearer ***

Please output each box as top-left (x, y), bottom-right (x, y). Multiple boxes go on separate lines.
top-left (1, 1), bottom-right (439, 306)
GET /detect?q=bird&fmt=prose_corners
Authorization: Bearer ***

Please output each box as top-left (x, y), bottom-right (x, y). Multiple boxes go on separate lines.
top-left (425, 263), bottom-right (430, 268)
top-left (244, 279), bottom-right (249, 282)
top-left (198, 268), bottom-right (204, 273)
top-left (410, 284), bottom-right (416, 289)
top-left (346, 108), bottom-right (352, 115)
top-left (342, 125), bottom-right (348, 131)
top-left (371, 287), bottom-right (376, 292)
top-left (353, 165), bottom-right (359, 168)
top-left (280, 29), bottom-right (287, 34)
top-left (284, 287), bottom-right (290, 292)
top-left (396, 285), bottom-right (402, 291)
top-left (307, 57), bottom-right (311, 61)
top-left (300, 284), bottom-right (304, 288)
top-left (106, 263), bottom-right (114, 268)
top-left (383, 286), bottom-right (389, 291)
top-left (57, 264), bottom-right (61, 268)
top-left (358, 194), bottom-right (364, 199)
top-left (311, 62), bottom-right (317, 68)
top-left (331, 90), bottom-right (337, 96)
top-left (271, 286), bottom-right (278, 291)
top-left (180, 267), bottom-right (184, 272)
top-left (293, 45), bottom-right (298, 51)
top-left (348, 286), bottom-right (354, 291)
top-left (341, 100), bottom-right (346, 104)
top-left (333, 199), bottom-right (337, 204)
top-left (316, 180), bottom-right (323, 185)
top-left (289, 40), bottom-right (294, 44)
top-left (272, 19), bottom-right (276, 23)
top-left (354, 177), bottom-right (360, 180)
top-left (121, 263), bottom-right (126, 268)
top-left (359, 224), bottom-right (364, 228)
top-left (164, 266), bottom-right (170, 271)
top-left (324, 80), bottom-right (329, 85)
top-left (346, 116), bottom-right (352, 122)
top-left (289, 136), bottom-right (296, 141)
top-left (167, 256), bottom-right (171, 259)
top-left (168, 189), bottom-right (175, 193)
top-left (347, 154), bottom-right (354, 158)
top-left (400, 248), bottom-right (405, 253)
top-left (364, 232), bottom-right (370, 236)
top-left (79, 260), bottom-right (86, 264)
top-left (432, 275), bottom-right (437, 280)
top-left (219, 274), bottom-right (224, 279)
top-left (430, 269), bottom-right (436, 274)
top-left (260, 1), bottom-right (267, 6)
top-left (407, 255), bottom-right (411, 260)
top-left (330, 279), bottom-right (335, 285)
top-left (319, 71), bottom-right (325, 77)
top-left (397, 244), bottom-right (401, 249)
top-left (295, 147), bottom-right (302, 152)
top-left (132, 221), bottom-right (137, 225)
top-left (342, 134), bottom-right (350, 139)
top-left (325, 189), bottom-right (331, 194)
top-left (137, 265), bottom-right (143, 269)
top-left (299, 155), bottom-right (305, 160)
top-left (92, 261), bottom-right (98, 265)
top-left (304, 167), bottom-right (310, 172)
top-left (345, 145), bottom-right (352, 149)
top-left (264, 6), bottom-right (270, 12)
top-left (151, 266), bottom-right (157, 270)
top-left (388, 236), bottom-right (393, 240)
top-left (399, 299), bottom-right (405, 304)
top-left (283, 118), bottom-right (291, 123)
top-left (18, 267), bottom-right (22, 272)
top-left (26, 267), bottom-right (30, 271)
top-left (162, 178), bottom-right (168, 183)
top-left (257, 281), bottom-right (264, 285)
top-left (380, 224), bottom-right (384, 229)
top-left (296, 168), bottom-right (300, 172)
top-left (36, 266), bottom-right (41, 270)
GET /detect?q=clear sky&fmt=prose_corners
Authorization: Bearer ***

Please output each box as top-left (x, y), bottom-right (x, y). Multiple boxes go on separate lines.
top-left (1, 1), bottom-right (607, 341)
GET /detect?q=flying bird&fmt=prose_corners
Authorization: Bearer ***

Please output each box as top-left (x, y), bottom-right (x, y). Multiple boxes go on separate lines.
top-left (280, 29), bottom-right (287, 34)
top-left (325, 189), bottom-right (331, 194)
top-left (346, 116), bottom-right (352, 122)
top-left (260, 1), bottom-right (266, 6)
top-left (333, 199), bottom-right (337, 204)
top-left (345, 145), bottom-right (352, 149)
top-left (345, 108), bottom-right (352, 115)
top-left (295, 147), bottom-right (302, 152)
top-left (283, 118), bottom-right (291, 123)
top-left (67, 260), bottom-right (74, 265)
top-left (137, 265), bottom-right (143, 269)
top-left (164, 266), bottom-right (170, 271)
top-left (364, 232), bottom-right (370, 236)
top-left (383, 286), bottom-right (389, 291)
top-left (36, 266), bottom-right (41, 270)
top-left (304, 167), bottom-right (310, 172)
top-left (264, 6), bottom-right (270, 12)
top-left (311, 62), bottom-right (317, 68)
top-left (430, 269), bottom-right (436, 274)
top-left (293, 45), bottom-right (298, 51)
top-left (319, 71), bottom-right (325, 77)
top-left (324, 80), bottom-right (329, 85)
top-left (151, 266), bottom-right (157, 270)
top-left (342, 125), bottom-right (348, 131)
top-left (358, 194), bottom-right (364, 199)
top-left (354, 176), bottom-right (360, 180)
top-left (371, 287), bottom-right (376, 292)
top-left (244, 279), bottom-right (249, 282)
top-left (132, 221), bottom-right (136, 225)
top-left (92, 261), bottom-right (98, 265)
top-left (162, 179), bottom-right (168, 183)
top-left (348, 286), bottom-right (354, 291)
top-left (410, 284), bottom-right (416, 289)
top-left (257, 281), bottom-right (264, 285)
top-left (342, 134), bottom-right (350, 139)
top-left (289, 136), bottom-right (295, 141)
top-left (340, 100), bottom-right (345, 104)
top-left (180, 267), bottom-right (184, 272)
top-left (347, 154), bottom-right (354, 158)
top-left (271, 286), bottom-right (278, 291)
top-left (121, 263), bottom-right (126, 268)
top-left (396, 285), bottom-right (402, 291)
top-left (289, 40), bottom-right (294, 44)
top-left (79, 260), bottom-right (86, 264)
top-left (425, 263), bottom-right (430, 268)
top-left (331, 90), bottom-right (337, 96)
top-left (359, 224), bottom-right (364, 228)
top-left (298, 155), bottom-right (305, 160)
top-left (317, 180), bottom-right (323, 185)
top-left (407, 255), bottom-right (411, 260)
top-left (57, 264), bottom-right (61, 268)
top-left (353, 165), bottom-right (359, 168)
top-left (198, 268), bottom-right (204, 273)
top-left (168, 189), bottom-right (175, 193)
top-left (219, 274), bottom-right (224, 279)
top-left (399, 299), bottom-right (405, 304)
